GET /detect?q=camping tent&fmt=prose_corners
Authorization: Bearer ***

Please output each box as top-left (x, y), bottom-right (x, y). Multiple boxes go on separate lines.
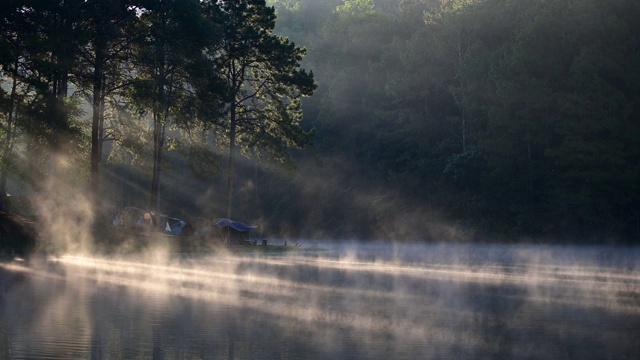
top-left (214, 218), bottom-right (257, 245)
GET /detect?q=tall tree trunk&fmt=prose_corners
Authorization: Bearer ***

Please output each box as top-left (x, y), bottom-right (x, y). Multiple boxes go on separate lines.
top-left (149, 10), bottom-right (170, 214)
top-left (150, 113), bottom-right (164, 213)
top-left (47, 49), bottom-right (69, 194)
top-left (226, 103), bottom-right (237, 219)
top-left (150, 81), bottom-right (170, 213)
top-left (90, 40), bottom-right (105, 209)
top-left (0, 68), bottom-right (19, 210)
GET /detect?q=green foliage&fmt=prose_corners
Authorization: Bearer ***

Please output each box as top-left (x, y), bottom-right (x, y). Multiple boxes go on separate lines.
top-left (336, 0), bottom-right (374, 15)
top-left (285, 0), bottom-right (640, 241)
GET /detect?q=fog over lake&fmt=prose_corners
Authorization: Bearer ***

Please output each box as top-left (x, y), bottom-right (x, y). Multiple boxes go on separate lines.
top-left (1, 242), bottom-right (639, 359)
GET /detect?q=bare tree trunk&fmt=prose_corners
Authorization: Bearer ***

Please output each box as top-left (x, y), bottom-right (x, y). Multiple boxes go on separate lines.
top-left (90, 41), bottom-right (104, 209)
top-left (149, 10), bottom-right (171, 214)
top-left (0, 67), bottom-right (19, 196)
top-left (150, 113), bottom-right (165, 213)
top-left (226, 103), bottom-right (236, 219)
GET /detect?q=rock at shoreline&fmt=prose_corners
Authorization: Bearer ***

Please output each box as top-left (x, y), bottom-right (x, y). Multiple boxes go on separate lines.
top-left (0, 212), bottom-right (36, 256)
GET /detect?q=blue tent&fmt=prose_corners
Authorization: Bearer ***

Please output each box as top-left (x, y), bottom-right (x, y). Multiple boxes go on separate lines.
top-left (214, 218), bottom-right (257, 245)
top-left (214, 219), bottom-right (257, 232)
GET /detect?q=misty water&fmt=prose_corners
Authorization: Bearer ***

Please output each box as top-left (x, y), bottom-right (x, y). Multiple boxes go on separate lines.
top-left (1, 242), bottom-right (639, 359)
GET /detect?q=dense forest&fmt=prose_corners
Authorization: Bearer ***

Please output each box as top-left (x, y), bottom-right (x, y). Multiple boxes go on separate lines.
top-left (271, 0), bottom-right (640, 242)
top-left (1, 0), bottom-right (639, 243)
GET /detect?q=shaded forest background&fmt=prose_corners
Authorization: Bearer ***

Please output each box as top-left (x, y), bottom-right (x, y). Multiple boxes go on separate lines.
top-left (2, 0), bottom-right (639, 243)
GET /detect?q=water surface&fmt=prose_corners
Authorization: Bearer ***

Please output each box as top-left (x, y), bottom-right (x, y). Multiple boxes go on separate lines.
top-left (1, 243), bottom-right (639, 359)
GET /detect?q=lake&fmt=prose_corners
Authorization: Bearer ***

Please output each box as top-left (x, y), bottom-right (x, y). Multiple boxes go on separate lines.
top-left (1, 242), bottom-right (639, 359)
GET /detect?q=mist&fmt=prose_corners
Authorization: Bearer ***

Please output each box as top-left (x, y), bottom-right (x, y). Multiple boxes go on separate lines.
top-left (1, 242), bottom-right (639, 359)
top-left (1, 170), bottom-right (638, 358)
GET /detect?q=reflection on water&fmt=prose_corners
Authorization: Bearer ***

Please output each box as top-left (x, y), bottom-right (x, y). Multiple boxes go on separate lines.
top-left (1, 243), bottom-right (639, 359)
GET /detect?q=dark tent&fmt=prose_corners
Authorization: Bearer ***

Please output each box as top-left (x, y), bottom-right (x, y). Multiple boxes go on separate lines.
top-left (214, 219), bottom-right (257, 245)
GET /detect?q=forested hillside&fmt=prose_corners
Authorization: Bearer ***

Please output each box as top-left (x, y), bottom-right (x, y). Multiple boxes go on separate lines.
top-left (1, 0), bottom-right (638, 243)
top-left (267, 0), bottom-right (640, 241)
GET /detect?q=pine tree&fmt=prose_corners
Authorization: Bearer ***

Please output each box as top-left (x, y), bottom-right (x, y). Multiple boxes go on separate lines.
top-left (215, 0), bottom-right (316, 218)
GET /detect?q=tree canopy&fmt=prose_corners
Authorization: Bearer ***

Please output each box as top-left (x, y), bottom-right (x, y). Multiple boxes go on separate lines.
top-left (268, 0), bottom-right (640, 241)
top-left (0, 0), bottom-right (315, 222)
